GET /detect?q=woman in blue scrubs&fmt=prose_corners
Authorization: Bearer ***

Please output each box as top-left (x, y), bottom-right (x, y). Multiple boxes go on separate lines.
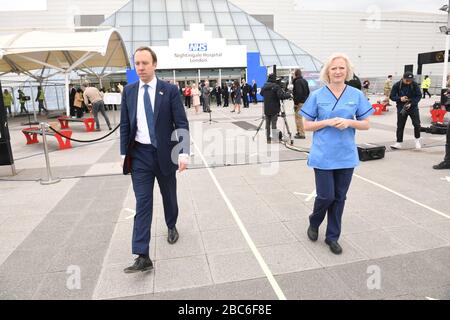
top-left (299, 53), bottom-right (374, 255)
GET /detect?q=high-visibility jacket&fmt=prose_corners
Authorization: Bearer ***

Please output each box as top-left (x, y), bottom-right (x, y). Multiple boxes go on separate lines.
top-left (421, 78), bottom-right (431, 89)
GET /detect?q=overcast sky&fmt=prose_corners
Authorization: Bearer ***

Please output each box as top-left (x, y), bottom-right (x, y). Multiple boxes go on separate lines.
top-left (294, 0), bottom-right (450, 14)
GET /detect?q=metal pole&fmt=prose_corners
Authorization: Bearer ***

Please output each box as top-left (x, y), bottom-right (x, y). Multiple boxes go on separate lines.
top-left (173, 70), bottom-right (176, 84)
top-left (54, 84), bottom-right (60, 111)
top-left (40, 122), bottom-right (60, 185)
top-left (198, 69), bottom-right (201, 84)
top-left (65, 73), bottom-right (70, 116)
top-left (29, 81), bottom-right (37, 123)
top-left (219, 68), bottom-right (222, 86)
top-left (443, 2), bottom-right (450, 89)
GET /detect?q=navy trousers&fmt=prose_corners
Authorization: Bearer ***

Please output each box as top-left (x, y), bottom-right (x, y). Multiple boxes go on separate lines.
top-left (309, 168), bottom-right (354, 242)
top-left (131, 142), bottom-right (178, 256)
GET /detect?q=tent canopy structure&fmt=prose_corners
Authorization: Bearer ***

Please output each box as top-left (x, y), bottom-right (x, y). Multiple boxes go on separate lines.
top-left (0, 28), bottom-right (130, 116)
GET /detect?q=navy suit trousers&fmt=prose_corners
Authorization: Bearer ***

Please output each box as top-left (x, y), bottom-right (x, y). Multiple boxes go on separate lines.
top-left (309, 168), bottom-right (354, 242)
top-left (131, 142), bottom-right (178, 256)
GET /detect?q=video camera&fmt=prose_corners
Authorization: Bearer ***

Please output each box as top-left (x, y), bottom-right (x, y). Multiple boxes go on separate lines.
top-left (268, 65), bottom-right (291, 99)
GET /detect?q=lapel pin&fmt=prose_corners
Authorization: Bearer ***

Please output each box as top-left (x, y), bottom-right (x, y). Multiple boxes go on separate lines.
top-left (159, 91), bottom-right (164, 95)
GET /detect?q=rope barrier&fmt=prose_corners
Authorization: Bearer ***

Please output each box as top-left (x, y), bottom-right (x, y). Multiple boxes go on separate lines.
top-left (48, 123), bottom-right (120, 143)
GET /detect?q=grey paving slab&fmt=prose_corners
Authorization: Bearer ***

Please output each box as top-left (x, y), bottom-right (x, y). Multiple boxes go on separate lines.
top-left (236, 204), bottom-right (280, 225)
top-left (207, 251), bottom-right (265, 284)
top-left (201, 227), bottom-right (248, 254)
top-left (155, 232), bottom-right (205, 260)
top-left (282, 217), bottom-right (311, 242)
top-left (34, 213), bottom-right (82, 233)
top-left (18, 228), bottom-right (73, 251)
top-left (413, 285), bottom-right (450, 300)
top-left (65, 223), bottom-right (116, 247)
top-left (120, 278), bottom-right (277, 300)
top-left (268, 201), bottom-right (311, 221)
top-left (32, 267), bottom-right (100, 300)
top-left (276, 268), bottom-right (353, 300)
top-left (246, 222), bottom-right (297, 247)
top-left (0, 274), bottom-right (45, 300)
top-left (47, 242), bottom-right (110, 273)
top-left (261, 191), bottom-right (299, 206)
top-left (0, 231), bottom-right (29, 252)
top-left (155, 210), bottom-right (200, 236)
top-left (358, 211), bottom-right (416, 229)
top-left (195, 209), bottom-right (237, 232)
top-left (299, 236), bottom-right (369, 267)
top-left (258, 242), bottom-right (321, 275)
top-left (93, 262), bottom-right (155, 300)
top-left (0, 248), bottom-right (57, 275)
top-left (0, 214), bottom-right (44, 233)
top-left (326, 260), bottom-right (404, 299)
top-left (154, 255), bottom-right (213, 293)
top-left (345, 230), bottom-right (413, 260)
top-left (383, 224), bottom-right (450, 251)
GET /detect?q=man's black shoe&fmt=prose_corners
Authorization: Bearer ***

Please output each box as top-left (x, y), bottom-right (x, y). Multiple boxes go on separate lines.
top-left (433, 161), bottom-right (450, 170)
top-left (267, 138), bottom-right (272, 144)
top-left (307, 226), bottom-right (318, 241)
top-left (325, 239), bottom-right (343, 255)
top-left (168, 227), bottom-right (179, 244)
top-left (294, 133), bottom-right (306, 139)
top-left (123, 255), bottom-right (153, 273)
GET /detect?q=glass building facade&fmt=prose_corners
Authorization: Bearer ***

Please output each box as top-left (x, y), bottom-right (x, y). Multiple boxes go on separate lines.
top-left (102, 0), bottom-right (322, 71)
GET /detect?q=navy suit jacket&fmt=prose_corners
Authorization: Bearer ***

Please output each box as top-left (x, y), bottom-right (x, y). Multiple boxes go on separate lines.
top-left (120, 79), bottom-right (190, 175)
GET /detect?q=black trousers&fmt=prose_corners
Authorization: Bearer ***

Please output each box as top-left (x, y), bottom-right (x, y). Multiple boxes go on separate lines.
top-left (223, 94), bottom-right (229, 107)
top-left (243, 93), bottom-right (249, 108)
top-left (422, 89), bottom-right (431, 98)
top-left (396, 108), bottom-right (421, 142)
top-left (38, 100), bottom-right (47, 114)
top-left (265, 114), bottom-right (278, 140)
top-left (184, 96), bottom-right (191, 108)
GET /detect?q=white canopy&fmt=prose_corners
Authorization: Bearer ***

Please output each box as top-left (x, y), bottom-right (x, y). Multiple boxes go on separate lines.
top-left (0, 28), bottom-right (130, 116)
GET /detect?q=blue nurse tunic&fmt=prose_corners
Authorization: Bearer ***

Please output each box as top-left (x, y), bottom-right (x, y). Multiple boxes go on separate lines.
top-left (300, 85), bottom-right (374, 170)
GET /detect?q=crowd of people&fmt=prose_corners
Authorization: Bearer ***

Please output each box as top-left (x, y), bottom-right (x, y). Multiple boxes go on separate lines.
top-left (178, 78), bottom-right (258, 115)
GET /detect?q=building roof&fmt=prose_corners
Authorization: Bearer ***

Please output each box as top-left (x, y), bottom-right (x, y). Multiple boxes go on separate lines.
top-left (101, 0), bottom-right (322, 70)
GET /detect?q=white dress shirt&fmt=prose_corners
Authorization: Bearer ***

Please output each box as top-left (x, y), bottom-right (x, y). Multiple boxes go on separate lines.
top-left (135, 77), bottom-right (157, 145)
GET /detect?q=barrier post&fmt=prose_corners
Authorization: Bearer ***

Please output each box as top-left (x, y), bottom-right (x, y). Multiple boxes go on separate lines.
top-left (40, 122), bottom-right (61, 185)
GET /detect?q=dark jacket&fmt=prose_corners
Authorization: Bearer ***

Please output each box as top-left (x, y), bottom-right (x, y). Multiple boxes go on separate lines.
top-left (120, 79), bottom-right (190, 175)
top-left (292, 76), bottom-right (310, 104)
top-left (345, 74), bottom-right (362, 90)
top-left (390, 80), bottom-right (422, 112)
top-left (260, 80), bottom-right (291, 116)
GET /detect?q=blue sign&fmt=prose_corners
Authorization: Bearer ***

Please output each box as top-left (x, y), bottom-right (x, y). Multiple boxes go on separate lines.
top-left (189, 43), bottom-right (208, 52)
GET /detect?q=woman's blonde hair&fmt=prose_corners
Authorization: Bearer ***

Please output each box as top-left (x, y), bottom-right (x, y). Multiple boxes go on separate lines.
top-left (319, 53), bottom-right (354, 84)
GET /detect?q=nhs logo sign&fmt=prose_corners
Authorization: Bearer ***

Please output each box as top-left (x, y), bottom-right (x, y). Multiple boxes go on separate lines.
top-left (189, 43), bottom-right (208, 52)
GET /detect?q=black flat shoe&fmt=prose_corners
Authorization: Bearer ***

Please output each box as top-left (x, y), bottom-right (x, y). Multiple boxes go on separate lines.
top-left (123, 256), bottom-right (153, 273)
top-left (433, 161), bottom-right (450, 170)
top-left (325, 239), bottom-right (342, 255)
top-left (307, 226), bottom-right (318, 242)
top-left (168, 227), bottom-right (179, 244)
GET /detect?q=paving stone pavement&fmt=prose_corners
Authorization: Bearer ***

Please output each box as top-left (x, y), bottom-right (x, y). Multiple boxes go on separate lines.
top-left (1, 99), bottom-right (449, 300)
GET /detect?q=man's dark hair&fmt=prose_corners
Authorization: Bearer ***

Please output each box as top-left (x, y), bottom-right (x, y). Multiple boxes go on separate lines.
top-left (294, 69), bottom-right (302, 78)
top-left (388, 75), bottom-right (392, 78)
top-left (134, 46), bottom-right (158, 64)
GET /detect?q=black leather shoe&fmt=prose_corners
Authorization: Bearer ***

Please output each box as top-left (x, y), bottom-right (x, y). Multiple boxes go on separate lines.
top-left (294, 133), bottom-right (306, 139)
top-left (168, 227), bottom-right (179, 244)
top-left (307, 226), bottom-right (318, 241)
top-left (123, 255), bottom-right (153, 273)
top-left (433, 161), bottom-right (450, 170)
top-left (325, 239), bottom-right (343, 255)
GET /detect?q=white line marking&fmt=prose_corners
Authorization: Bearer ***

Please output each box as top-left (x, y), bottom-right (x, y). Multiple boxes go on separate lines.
top-left (354, 174), bottom-right (450, 219)
top-left (441, 176), bottom-right (450, 182)
top-left (305, 190), bottom-right (316, 202)
top-left (425, 297), bottom-right (439, 300)
top-left (294, 192), bottom-right (310, 196)
top-left (191, 135), bottom-right (287, 300)
top-left (124, 208), bottom-right (136, 220)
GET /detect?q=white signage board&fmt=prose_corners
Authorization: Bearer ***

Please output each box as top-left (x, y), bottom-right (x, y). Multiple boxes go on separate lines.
top-left (103, 93), bottom-right (122, 105)
top-left (152, 24), bottom-right (247, 70)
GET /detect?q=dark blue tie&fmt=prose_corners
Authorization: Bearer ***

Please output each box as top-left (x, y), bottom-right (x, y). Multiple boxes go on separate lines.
top-left (143, 84), bottom-right (157, 148)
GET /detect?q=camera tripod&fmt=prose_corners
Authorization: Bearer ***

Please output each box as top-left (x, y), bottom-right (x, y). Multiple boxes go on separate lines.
top-left (202, 109), bottom-right (218, 124)
top-left (252, 100), bottom-right (294, 145)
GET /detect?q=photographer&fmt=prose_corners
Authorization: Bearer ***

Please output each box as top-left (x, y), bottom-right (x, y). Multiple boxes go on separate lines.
top-left (292, 69), bottom-right (310, 139)
top-left (260, 73), bottom-right (291, 143)
top-left (433, 89), bottom-right (450, 169)
top-left (390, 71), bottom-right (422, 149)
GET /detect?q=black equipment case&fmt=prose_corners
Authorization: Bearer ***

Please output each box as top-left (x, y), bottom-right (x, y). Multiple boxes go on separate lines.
top-left (357, 143), bottom-right (386, 161)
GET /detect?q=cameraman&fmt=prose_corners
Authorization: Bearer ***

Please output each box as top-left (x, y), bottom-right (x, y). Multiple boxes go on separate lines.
top-left (390, 71), bottom-right (422, 149)
top-left (260, 73), bottom-right (291, 143)
top-left (292, 69), bottom-right (310, 139)
top-left (433, 89), bottom-right (450, 169)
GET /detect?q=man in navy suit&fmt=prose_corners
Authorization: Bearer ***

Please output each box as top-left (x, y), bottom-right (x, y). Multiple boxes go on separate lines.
top-left (120, 47), bottom-right (190, 273)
